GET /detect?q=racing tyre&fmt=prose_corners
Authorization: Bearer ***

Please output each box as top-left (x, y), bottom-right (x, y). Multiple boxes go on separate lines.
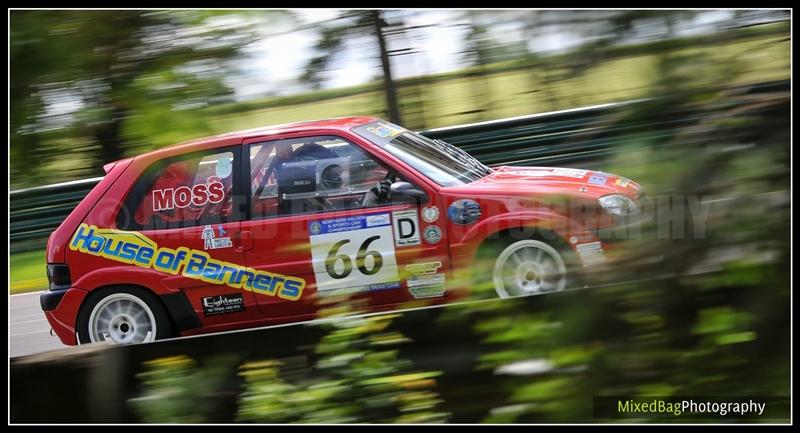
top-left (77, 286), bottom-right (174, 345)
top-left (474, 233), bottom-right (583, 299)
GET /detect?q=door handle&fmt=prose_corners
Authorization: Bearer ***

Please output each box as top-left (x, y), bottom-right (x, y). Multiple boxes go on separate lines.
top-left (237, 230), bottom-right (254, 252)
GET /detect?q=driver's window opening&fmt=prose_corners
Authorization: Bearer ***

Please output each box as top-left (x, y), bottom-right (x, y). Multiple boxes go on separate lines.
top-left (249, 136), bottom-right (404, 219)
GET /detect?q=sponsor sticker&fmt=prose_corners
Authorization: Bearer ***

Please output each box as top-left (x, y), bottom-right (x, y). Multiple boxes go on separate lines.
top-left (366, 214), bottom-right (391, 227)
top-left (575, 241), bottom-right (607, 267)
top-left (202, 293), bottom-right (245, 316)
top-left (552, 168), bottom-right (589, 178)
top-left (69, 223), bottom-right (305, 300)
top-left (215, 157), bottom-right (233, 179)
top-left (514, 169), bottom-right (553, 177)
top-left (405, 261), bottom-right (442, 275)
top-left (588, 174), bottom-right (608, 185)
top-left (365, 123), bottom-right (405, 139)
top-left (424, 225), bottom-right (442, 244)
top-left (408, 273), bottom-right (446, 299)
top-left (448, 199), bottom-right (482, 225)
top-left (201, 224), bottom-right (232, 250)
top-left (392, 209), bottom-right (421, 247)
top-left (421, 206), bottom-right (440, 223)
top-left (569, 233), bottom-right (595, 244)
top-left (615, 177), bottom-right (631, 187)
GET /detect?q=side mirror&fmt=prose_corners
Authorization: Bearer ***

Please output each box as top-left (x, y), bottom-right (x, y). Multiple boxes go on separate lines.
top-left (390, 181), bottom-right (428, 204)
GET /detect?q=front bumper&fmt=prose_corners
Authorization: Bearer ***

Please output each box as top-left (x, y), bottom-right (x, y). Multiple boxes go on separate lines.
top-left (40, 287), bottom-right (88, 346)
top-left (594, 211), bottom-right (652, 242)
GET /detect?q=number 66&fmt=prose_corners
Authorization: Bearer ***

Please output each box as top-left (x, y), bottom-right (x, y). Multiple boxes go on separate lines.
top-left (324, 236), bottom-right (383, 279)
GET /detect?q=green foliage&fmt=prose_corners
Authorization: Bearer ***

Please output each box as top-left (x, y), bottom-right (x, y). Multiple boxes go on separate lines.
top-left (10, 10), bottom-right (259, 184)
top-left (9, 16), bottom-right (789, 189)
top-left (130, 355), bottom-right (239, 423)
top-left (17, 12), bottom-right (791, 423)
top-left (236, 313), bottom-right (449, 423)
top-left (466, 33), bottom-right (789, 423)
top-left (9, 249), bottom-right (46, 294)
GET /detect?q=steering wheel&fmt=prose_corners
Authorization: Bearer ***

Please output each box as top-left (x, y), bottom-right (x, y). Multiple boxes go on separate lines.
top-left (361, 171), bottom-right (396, 208)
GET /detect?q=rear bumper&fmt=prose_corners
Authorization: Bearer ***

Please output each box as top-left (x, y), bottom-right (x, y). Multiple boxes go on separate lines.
top-left (40, 288), bottom-right (67, 311)
top-left (41, 287), bottom-right (88, 346)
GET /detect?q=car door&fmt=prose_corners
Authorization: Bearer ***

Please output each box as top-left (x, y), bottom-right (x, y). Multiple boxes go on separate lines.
top-left (241, 133), bottom-right (451, 321)
top-left (120, 146), bottom-right (264, 330)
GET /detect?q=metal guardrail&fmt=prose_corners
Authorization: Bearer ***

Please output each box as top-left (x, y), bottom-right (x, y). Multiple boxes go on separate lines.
top-left (10, 177), bottom-right (105, 243)
top-left (9, 80), bottom-right (789, 245)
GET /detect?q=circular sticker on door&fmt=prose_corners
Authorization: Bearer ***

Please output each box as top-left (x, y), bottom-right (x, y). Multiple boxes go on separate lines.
top-left (421, 206), bottom-right (440, 223)
top-left (424, 225), bottom-right (442, 244)
top-left (448, 199), bottom-right (482, 225)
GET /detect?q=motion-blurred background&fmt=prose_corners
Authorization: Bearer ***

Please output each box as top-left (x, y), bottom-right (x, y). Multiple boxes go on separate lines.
top-left (11, 9), bottom-right (790, 188)
top-left (9, 9), bottom-right (790, 423)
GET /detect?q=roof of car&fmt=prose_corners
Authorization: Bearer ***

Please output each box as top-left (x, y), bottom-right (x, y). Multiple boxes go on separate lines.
top-left (213, 116), bottom-right (382, 140)
top-left (130, 116), bottom-right (382, 164)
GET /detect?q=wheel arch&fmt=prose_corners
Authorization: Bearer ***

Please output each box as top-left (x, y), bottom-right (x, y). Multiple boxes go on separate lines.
top-left (467, 226), bottom-right (586, 298)
top-left (450, 210), bottom-right (589, 270)
top-left (76, 283), bottom-right (199, 343)
top-left (72, 266), bottom-right (173, 296)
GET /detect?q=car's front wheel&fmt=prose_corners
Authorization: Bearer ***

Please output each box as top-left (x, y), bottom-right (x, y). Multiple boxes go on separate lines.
top-left (473, 234), bottom-right (582, 299)
top-left (77, 286), bottom-right (173, 345)
top-left (492, 239), bottom-right (570, 297)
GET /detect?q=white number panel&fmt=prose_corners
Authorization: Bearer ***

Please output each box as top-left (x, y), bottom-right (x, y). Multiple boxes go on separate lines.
top-left (308, 213), bottom-right (400, 296)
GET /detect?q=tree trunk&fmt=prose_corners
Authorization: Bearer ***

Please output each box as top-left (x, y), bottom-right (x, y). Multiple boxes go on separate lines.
top-left (371, 11), bottom-right (402, 125)
top-left (467, 12), bottom-right (494, 121)
top-left (94, 105), bottom-right (127, 170)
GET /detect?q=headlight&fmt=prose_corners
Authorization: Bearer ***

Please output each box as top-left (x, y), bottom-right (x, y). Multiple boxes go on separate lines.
top-left (598, 194), bottom-right (640, 216)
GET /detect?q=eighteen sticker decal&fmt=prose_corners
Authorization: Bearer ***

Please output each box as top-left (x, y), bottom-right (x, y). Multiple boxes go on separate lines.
top-left (69, 223), bottom-right (305, 300)
top-left (202, 293), bottom-right (245, 316)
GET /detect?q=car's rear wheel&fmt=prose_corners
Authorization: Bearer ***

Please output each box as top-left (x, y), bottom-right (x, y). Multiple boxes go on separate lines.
top-left (77, 287), bottom-right (173, 345)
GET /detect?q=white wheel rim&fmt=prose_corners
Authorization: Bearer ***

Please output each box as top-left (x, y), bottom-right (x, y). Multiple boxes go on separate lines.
top-left (493, 240), bottom-right (567, 298)
top-left (88, 293), bottom-right (157, 344)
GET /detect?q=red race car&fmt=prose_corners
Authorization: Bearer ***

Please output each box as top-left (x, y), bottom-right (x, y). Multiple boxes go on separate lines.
top-left (41, 117), bottom-right (645, 346)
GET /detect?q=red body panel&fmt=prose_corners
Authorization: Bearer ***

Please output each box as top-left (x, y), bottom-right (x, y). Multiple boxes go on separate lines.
top-left (45, 288), bottom-right (88, 346)
top-left (42, 116), bottom-right (643, 346)
top-left (46, 158), bottom-right (134, 263)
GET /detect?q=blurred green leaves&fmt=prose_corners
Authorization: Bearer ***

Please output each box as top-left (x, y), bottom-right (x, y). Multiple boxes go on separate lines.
top-left (113, 11), bottom-right (789, 424)
top-left (130, 354), bottom-right (238, 423)
top-left (234, 313), bottom-right (449, 423)
top-left (10, 9), bottom-right (260, 185)
top-left (466, 31), bottom-right (789, 422)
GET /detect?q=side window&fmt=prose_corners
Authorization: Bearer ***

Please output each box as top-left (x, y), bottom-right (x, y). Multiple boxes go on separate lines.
top-left (249, 135), bottom-right (395, 219)
top-left (249, 141), bottom-right (280, 218)
top-left (123, 150), bottom-right (236, 230)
